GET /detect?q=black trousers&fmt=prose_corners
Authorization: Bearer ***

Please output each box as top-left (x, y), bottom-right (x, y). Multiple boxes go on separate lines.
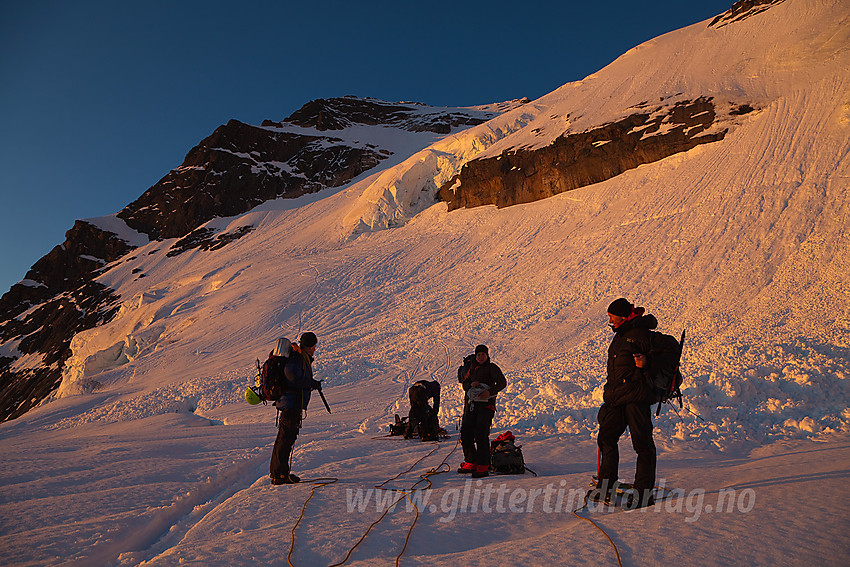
top-left (597, 402), bottom-right (656, 491)
top-left (270, 409), bottom-right (301, 479)
top-left (460, 403), bottom-right (494, 466)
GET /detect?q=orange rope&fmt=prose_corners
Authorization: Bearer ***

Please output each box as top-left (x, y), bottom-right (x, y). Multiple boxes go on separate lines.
top-left (286, 476), bottom-right (339, 567)
top-left (571, 495), bottom-right (624, 567)
top-left (329, 438), bottom-right (460, 567)
top-left (571, 483), bottom-right (676, 567)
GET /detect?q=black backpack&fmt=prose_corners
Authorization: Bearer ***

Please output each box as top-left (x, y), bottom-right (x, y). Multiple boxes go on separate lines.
top-left (457, 353), bottom-right (475, 381)
top-left (490, 431), bottom-right (535, 475)
top-left (646, 330), bottom-right (685, 414)
top-left (389, 414), bottom-right (409, 436)
top-left (405, 410), bottom-right (442, 441)
top-left (389, 414), bottom-right (448, 440)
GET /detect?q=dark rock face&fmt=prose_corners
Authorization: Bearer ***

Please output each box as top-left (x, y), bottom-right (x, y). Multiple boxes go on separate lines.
top-left (116, 119), bottom-right (384, 240)
top-left (709, 0), bottom-right (786, 28)
top-left (282, 98), bottom-right (417, 130)
top-left (439, 97), bottom-right (727, 210)
top-left (166, 225), bottom-right (255, 257)
top-left (0, 221), bottom-right (131, 325)
top-left (0, 282), bottom-right (120, 421)
top-left (0, 221), bottom-right (127, 421)
top-left (276, 96), bottom-right (507, 134)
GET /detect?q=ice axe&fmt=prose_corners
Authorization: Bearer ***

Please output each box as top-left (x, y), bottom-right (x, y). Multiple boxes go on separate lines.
top-left (316, 381), bottom-right (332, 413)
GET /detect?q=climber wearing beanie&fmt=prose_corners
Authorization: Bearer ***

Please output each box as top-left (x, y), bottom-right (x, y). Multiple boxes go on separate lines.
top-left (588, 298), bottom-right (659, 509)
top-left (269, 332), bottom-right (322, 485)
top-left (457, 344), bottom-right (506, 478)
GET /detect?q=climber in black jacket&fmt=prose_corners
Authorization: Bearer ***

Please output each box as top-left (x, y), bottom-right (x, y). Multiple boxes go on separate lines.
top-left (591, 298), bottom-right (658, 508)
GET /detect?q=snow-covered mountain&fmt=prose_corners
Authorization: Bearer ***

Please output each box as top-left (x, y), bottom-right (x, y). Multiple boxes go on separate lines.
top-left (0, 97), bottom-right (525, 422)
top-left (2, 0), bottom-right (850, 564)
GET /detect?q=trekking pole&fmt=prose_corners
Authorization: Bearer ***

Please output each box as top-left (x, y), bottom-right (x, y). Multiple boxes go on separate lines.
top-left (317, 384), bottom-right (332, 413)
top-left (668, 400), bottom-right (709, 424)
top-left (682, 403), bottom-right (707, 422)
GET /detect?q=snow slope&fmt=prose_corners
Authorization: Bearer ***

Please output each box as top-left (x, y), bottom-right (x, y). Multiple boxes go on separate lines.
top-left (1, 0), bottom-right (849, 565)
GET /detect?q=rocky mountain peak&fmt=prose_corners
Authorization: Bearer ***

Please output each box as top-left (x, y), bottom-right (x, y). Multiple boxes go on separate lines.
top-left (709, 0), bottom-right (786, 28)
top-left (267, 96), bottom-right (513, 134)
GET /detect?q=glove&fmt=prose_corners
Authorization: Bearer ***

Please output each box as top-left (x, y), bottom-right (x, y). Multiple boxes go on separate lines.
top-left (312, 379), bottom-right (323, 390)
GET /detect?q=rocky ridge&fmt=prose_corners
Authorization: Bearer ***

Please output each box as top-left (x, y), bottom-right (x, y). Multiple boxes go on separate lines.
top-left (0, 221), bottom-right (129, 420)
top-left (709, 0), bottom-right (786, 28)
top-left (438, 97), bottom-right (754, 210)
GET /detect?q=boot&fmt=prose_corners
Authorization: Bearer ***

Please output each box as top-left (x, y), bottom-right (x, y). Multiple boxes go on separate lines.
top-left (270, 473), bottom-right (300, 485)
top-left (586, 487), bottom-right (613, 504)
top-left (471, 464), bottom-right (490, 478)
top-left (586, 480), bottom-right (617, 504)
top-left (625, 489), bottom-right (655, 509)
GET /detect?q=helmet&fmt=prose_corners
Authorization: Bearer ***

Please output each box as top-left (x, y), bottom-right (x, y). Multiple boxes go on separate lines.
top-left (244, 387), bottom-right (262, 405)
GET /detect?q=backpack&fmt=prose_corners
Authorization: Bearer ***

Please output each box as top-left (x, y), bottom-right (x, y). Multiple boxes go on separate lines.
top-left (258, 338), bottom-right (294, 402)
top-left (389, 414), bottom-right (409, 436)
top-left (457, 353), bottom-right (475, 381)
top-left (646, 330), bottom-right (685, 415)
top-left (389, 414), bottom-right (448, 440)
top-left (490, 431), bottom-right (535, 475)
top-left (417, 409), bottom-right (442, 441)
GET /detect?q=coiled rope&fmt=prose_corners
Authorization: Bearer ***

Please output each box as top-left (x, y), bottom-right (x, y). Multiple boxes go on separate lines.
top-left (288, 349), bottom-right (460, 566)
top-left (281, 434), bottom-right (340, 567)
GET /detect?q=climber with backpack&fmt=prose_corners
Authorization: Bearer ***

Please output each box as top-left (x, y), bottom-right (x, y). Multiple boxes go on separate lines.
top-left (404, 379), bottom-right (442, 441)
top-left (265, 332), bottom-right (323, 485)
top-left (457, 345), bottom-right (506, 478)
top-left (588, 298), bottom-right (681, 508)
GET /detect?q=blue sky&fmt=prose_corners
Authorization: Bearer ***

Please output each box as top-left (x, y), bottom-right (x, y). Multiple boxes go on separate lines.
top-left (0, 1), bottom-right (734, 295)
